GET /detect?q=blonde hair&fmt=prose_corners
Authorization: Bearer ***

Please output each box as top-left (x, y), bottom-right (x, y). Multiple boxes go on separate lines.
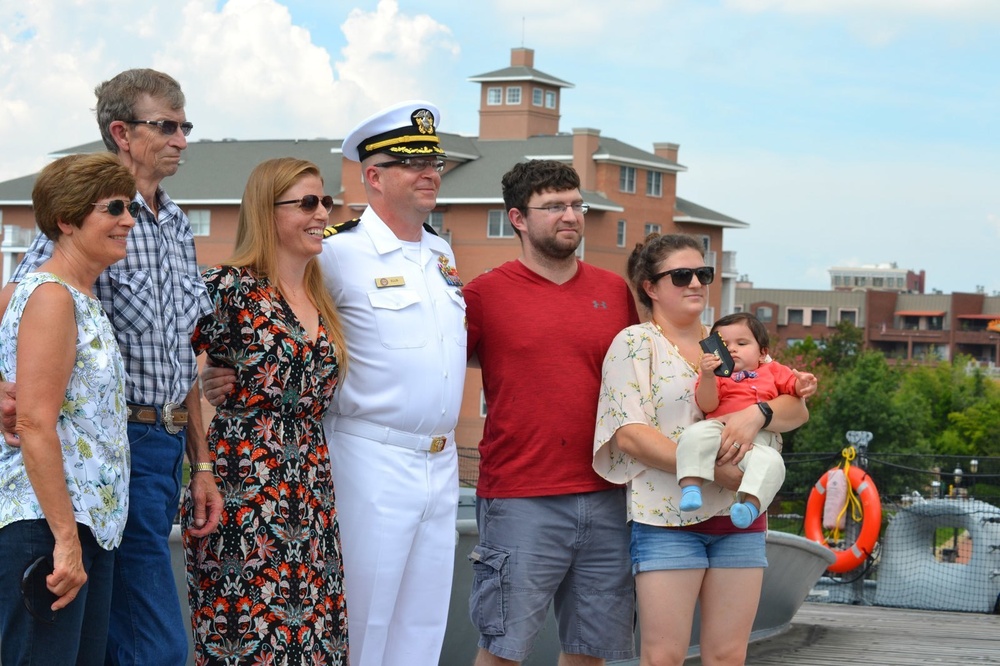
top-left (229, 158), bottom-right (347, 372)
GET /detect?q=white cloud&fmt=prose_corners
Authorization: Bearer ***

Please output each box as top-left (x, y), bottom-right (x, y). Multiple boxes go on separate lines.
top-left (0, 0), bottom-right (460, 182)
top-left (336, 0), bottom-right (460, 117)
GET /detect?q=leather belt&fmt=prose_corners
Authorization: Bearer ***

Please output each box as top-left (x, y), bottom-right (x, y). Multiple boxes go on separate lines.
top-left (333, 416), bottom-right (449, 453)
top-left (126, 402), bottom-right (188, 435)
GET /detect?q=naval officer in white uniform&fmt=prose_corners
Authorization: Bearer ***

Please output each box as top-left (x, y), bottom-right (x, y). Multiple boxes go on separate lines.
top-left (318, 100), bottom-right (466, 666)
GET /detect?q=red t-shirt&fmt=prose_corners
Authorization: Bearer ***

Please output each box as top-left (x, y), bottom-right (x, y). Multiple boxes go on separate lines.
top-left (696, 359), bottom-right (799, 418)
top-left (464, 260), bottom-right (639, 498)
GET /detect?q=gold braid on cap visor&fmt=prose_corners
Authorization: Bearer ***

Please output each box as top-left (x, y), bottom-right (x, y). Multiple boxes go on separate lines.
top-left (364, 133), bottom-right (441, 153)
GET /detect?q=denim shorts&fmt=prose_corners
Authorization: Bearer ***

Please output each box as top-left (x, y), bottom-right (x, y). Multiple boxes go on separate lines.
top-left (630, 521), bottom-right (768, 574)
top-left (468, 490), bottom-right (636, 662)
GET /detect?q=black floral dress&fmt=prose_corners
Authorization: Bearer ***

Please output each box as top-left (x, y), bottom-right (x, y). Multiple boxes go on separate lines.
top-left (182, 266), bottom-right (347, 666)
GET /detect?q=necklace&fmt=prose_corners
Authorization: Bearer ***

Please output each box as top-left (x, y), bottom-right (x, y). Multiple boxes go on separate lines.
top-left (652, 319), bottom-right (699, 371)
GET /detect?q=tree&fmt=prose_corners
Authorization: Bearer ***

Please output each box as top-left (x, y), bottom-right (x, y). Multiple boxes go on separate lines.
top-left (817, 320), bottom-right (865, 370)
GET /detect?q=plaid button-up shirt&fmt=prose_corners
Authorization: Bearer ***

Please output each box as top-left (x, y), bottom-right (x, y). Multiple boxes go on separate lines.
top-left (11, 187), bottom-right (212, 406)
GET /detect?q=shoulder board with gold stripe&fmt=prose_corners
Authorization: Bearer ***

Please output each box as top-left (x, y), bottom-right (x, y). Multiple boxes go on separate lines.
top-left (323, 218), bottom-right (360, 238)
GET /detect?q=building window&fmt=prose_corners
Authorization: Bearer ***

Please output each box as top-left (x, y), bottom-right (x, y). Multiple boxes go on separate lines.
top-left (643, 223), bottom-right (661, 236)
top-left (787, 308), bottom-right (804, 325)
top-left (839, 309), bottom-right (858, 325)
top-left (853, 276), bottom-right (866, 287)
top-left (833, 275), bottom-right (843, 287)
top-left (506, 86), bottom-right (521, 105)
top-left (616, 220), bottom-right (626, 247)
top-left (480, 390), bottom-right (487, 417)
top-left (532, 88), bottom-right (543, 106)
top-left (756, 306), bottom-right (773, 323)
top-left (425, 211), bottom-right (444, 235)
top-left (872, 277), bottom-right (884, 288)
top-left (487, 210), bottom-right (515, 238)
top-left (187, 209), bottom-right (211, 236)
top-left (646, 170), bottom-right (662, 197)
top-left (545, 91), bottom-right (556, 109)
top-left (487, 87), bottom-right (502, 105)
top-left (811, 309), bottom-right (828, 326)
top-left (619, 166), bottom-right (636, 193)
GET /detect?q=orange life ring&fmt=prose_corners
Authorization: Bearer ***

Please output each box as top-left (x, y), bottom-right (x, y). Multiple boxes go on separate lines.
top-left (804, 465), bottom-right (882, 573)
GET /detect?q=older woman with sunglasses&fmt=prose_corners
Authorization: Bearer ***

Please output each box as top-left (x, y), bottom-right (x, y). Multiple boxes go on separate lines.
top-left (181, 158), bottom-right (349, 665)
top-left (594, 233), bottom-right (815, 666)
top-left (0, 153), bottom-right (136, 665)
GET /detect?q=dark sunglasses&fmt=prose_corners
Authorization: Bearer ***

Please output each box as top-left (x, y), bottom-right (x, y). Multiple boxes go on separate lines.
top-left (374, 157), bottom-right (446, 173)
top-left (650, 266), bottom-right (715, 287)
top-left (92, 199), bottom-right (141, 218)
top-left (274, 194), bottom-right (334, 213)
top-left (21, 556), bottom-right (57, 624)
top-left (124, 119), bottom-right (194, 136)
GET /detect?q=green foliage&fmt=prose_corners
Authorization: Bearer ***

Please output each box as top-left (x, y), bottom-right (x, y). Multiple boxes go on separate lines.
top-left (818, 320), bottom-right (865, 369)
top-left (779, 340), bottom-right (1000, 497)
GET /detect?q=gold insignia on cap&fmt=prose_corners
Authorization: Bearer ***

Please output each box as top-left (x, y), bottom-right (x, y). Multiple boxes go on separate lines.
top-left (413, 109), bottom-right (434, 135)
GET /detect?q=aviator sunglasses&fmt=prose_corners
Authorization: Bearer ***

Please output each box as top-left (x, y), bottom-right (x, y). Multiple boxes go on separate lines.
top-left (123, 119), bottom-right (194, 136)
top-left (650, 266), bottom-right (715, 287)
top-left (274, 194), bottom-right (335, 213)
top-left (92, 199), bottom-right (142, 218)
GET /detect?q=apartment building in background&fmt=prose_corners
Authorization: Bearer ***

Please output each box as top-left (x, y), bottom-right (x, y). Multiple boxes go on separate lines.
top-left (736, 286), bottom-right (1000, 376)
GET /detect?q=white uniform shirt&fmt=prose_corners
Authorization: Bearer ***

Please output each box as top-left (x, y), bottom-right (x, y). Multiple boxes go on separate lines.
top-left (317, 207), bottom-right (467, 437)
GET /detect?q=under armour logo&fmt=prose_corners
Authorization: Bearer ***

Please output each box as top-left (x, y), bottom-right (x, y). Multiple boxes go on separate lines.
top-left (593, 301), bottom-right (607, 309)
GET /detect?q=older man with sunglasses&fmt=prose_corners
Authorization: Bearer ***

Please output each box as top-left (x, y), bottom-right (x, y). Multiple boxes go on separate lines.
top-left (0, 68), bottom-right (221, 666)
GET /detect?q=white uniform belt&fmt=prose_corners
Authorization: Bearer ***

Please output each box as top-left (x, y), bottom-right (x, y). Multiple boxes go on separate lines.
top-left (333, 416), bottom-right (450, 453)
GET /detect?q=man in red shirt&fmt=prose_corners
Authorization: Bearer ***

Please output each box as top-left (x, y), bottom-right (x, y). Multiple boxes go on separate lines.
top-left (463, 160), bottom-right (639, 665)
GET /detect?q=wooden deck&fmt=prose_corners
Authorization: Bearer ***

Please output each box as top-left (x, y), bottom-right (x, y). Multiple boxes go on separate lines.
top-left (685, 602), bottom-right (1000, 665)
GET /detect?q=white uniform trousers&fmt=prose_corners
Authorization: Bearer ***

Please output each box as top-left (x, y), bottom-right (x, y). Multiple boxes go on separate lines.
top-left (676, 419), bottom-right (786, 510)
top-left (329, 427), bottom-right (459, 666)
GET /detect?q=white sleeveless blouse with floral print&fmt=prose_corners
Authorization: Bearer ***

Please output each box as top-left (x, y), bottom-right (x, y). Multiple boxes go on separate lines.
top-left (0, 272), bottom-right (130, 549)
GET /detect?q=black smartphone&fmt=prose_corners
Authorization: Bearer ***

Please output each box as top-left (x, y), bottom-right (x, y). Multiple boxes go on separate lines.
top-left (699, 331), bottom-right (735, 377)
top-left (21, 556), bottom-right (57, 623)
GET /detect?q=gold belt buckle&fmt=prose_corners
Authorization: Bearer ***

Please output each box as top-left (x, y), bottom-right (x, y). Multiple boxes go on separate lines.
top-left (429, 436), bottom-right (447, 453)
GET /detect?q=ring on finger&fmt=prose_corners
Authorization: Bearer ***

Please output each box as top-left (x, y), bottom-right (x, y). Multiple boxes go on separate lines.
top-left (732, 442), bottom-right (741, 449)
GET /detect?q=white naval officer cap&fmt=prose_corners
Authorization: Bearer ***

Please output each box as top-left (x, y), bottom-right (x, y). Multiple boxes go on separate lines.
top-left (341, 100), bottom-right (445, 163)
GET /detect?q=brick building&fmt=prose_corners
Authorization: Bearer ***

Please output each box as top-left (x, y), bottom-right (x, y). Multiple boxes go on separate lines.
top-left (0, 47), bottom-right (749, 449)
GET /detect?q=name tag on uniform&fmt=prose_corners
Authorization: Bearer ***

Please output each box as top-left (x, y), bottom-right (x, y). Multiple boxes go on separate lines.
top-left (375, 276), bottom-right (406, 288)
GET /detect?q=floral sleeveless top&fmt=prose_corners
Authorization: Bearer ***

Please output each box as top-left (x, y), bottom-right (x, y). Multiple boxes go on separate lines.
top-left (0, 272), bottom-right (130, 549)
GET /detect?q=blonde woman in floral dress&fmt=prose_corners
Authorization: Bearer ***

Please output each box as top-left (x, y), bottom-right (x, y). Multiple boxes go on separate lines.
top-left (182, 158), bottom-right (348, 665)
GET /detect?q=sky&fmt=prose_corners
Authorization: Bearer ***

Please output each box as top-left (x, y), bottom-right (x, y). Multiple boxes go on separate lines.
top-left (1, 0), bottom-right (998, 294)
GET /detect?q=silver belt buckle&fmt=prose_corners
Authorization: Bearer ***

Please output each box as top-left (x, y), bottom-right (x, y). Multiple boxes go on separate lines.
top-left (162, 402), bottom-right (182, 435)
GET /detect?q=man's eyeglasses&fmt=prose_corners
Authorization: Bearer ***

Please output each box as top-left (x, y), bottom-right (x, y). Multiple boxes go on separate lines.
top-left (124, 119), bottom-right (194, 137)
top-left (92, 199), bottom-right (141, 218)
top-left (274, 195), bottom-right (335, 213)
top-left (525, 203), bottom-right (590, 216)
top-left (21, 556), bottom-right (57, 624)
top-left (650, 266), bottom-right (715, 287)
top-left (374, 158), bottom-right (446, 173)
